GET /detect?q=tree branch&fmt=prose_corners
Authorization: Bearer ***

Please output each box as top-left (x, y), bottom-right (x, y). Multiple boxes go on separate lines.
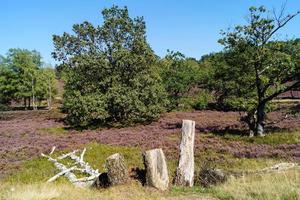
top-left (263, 10), bottom-right (300, 45)
top-left (263, 80), bottom-right (300, 103)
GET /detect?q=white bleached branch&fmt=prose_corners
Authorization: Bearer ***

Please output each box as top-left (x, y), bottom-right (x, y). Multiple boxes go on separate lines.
top-left (41, 147), bottom-right (100, 188)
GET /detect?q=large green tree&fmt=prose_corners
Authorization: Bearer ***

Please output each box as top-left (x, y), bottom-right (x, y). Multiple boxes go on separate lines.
top-left (211, 6), bottom-right (300, 136)
top-left (53, 6), bottom-right (167, 126)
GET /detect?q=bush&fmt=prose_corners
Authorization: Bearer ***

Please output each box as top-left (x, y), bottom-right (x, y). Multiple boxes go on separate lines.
top-left (160, 52), bottom-right (205, 111)
top-left (0, 103), bottom-right (9, 111)
top-left (193, 91), bottom-right (212, 110)
top-left (54, 6), bottom-right (167, 126)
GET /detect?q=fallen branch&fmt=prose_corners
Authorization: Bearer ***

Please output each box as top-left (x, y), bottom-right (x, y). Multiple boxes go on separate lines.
top-left (259, 162), bottom-right (298, 173)
top-left (41, 147), bottom-right (100, 188)
top-left (41, 153), bottom-right (79, 186)
top-left (57, 150), bottom-right (79, 160)
top-left (47, 166), bottom-right (76, 182)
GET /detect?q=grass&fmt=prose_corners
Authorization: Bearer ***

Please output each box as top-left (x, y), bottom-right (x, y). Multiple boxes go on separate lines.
top-left (2, 130), bottom-right (300, 199)
top-left (4, 143), bottom-right (143, 184)
top-left (196, 150), bottom-right (279, 173)
top-left (170, 168), bottom-right (300, 200)
top-left (4, 140), bottom-right (286, 184)
top-left (38, 126), bottom-right (69, 135)
top-left (213, 168), bottom-right (300, 200)
top-left (0, 181), bottom-right (168, 200)
top-left (221, 131), bottom-right (300, 145)
top-left (3, 169), bottom-right (299, 200)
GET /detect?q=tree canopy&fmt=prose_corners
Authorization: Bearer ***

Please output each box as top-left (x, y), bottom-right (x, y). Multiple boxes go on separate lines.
top-left (209, 6), bottom-right (300, 136)
top-left (53, 6), bottom-right (167, 126)
top-left (0, 49), bottom-right (57, 110)
top-left (159, 51), bottom-right (207, 111)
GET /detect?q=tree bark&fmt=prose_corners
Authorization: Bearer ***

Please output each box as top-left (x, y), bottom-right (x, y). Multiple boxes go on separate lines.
top-left (105, 153), bottom-right (128, 186)
top-left (24, 98), bottom-right (27, 110)
top-left (174, 120), bottom-right (195, 187)
top-left (255, 102), bottom-right (266, 137)
top-left (143, 148), bottom-right (169, 191)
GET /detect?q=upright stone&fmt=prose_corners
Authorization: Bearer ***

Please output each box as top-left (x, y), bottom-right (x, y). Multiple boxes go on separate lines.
top-left (105, 153), bottom-right (128, 186)
top-left (143, 148), bottom-right (169, 191)
top-left (174, 119), bottom-right (195, 187)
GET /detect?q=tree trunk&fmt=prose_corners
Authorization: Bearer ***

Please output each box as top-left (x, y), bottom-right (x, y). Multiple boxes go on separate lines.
top-left (48, 78), bottom-right (52, 110)
top-left (105, 153), bottom-right (128, 186)
top-left (143, 148), bottom-right (169, 191)
top-left (28, 97), bottom-right (31, 109)
top-left (31, 75), bottom-right (37, 110)
top-left (255, 103), bottom-right (265, 137)
top-left (24, 98), bottom-right (27, 110)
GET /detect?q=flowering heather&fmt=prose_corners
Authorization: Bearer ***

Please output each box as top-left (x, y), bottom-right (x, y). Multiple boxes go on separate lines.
top-left (0, 109), bottom-right (299, 177)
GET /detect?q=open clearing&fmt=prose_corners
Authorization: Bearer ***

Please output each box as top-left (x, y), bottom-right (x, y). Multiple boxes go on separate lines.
top-left (0, 108), bottom-right (300, 199)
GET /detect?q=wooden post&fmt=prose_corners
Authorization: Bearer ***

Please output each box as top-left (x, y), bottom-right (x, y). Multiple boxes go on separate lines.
top-left (174, 119), bottom-right (195, 187)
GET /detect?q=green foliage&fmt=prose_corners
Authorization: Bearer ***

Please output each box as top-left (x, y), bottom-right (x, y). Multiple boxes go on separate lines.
top-left (53, 6), bottom-right (167, 126)
top-left (0, 63), bottom-right (17, 105)
top-left (160, 51), bottom-right (205, 111)
top-left (5, 49), bottom-right (42, 100)
top-left (209, 6), bottom-right (300, 134)
top-left (35, 67), bottom-right (58, 102)
top-left (0, 49), bottom-right (57, 109)
top-left (193, 90), bottom-right (212, 110)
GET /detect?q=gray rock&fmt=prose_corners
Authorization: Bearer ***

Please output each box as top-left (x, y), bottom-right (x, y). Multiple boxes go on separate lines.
top-left (174, 119), bottom-right (195, 187)
top-left (105, 153), bottom-right (128, 186)
top-left (143, 148), bottom-right (169, 191)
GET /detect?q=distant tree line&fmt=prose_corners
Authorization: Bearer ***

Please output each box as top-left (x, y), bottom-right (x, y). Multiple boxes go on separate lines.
top-left (0, 49), bottom-right (57, 110)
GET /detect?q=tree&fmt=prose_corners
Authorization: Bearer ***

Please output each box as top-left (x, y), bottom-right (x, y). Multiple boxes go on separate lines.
top-left (0, 60), bottom-right (17, 107)
top-left (159, 51), bottom-right (204, 110)
top-left (212, 6), bottom-right (300, 136)
top-left (52, 6), bottom-right (167, 126)
top-left (0, 49), bottom-right (57, 110)
top-left (5, 49), bottom-right (42, 109)
top-left (35, 67), bottom-right (57, 109)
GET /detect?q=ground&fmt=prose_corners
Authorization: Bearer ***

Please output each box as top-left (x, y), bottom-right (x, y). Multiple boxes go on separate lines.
top-left (0, 107), bottom-right (300, 199)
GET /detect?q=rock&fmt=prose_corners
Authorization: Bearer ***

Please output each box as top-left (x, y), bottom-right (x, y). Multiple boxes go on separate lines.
top-left (174, 119), bottom-right (195, 187)
top-left (143, 148), bottom-right (169, 190)
top-left (197, 168), bottom-right (227, 187)
top-left (105, 153), bottom-right (128, 186)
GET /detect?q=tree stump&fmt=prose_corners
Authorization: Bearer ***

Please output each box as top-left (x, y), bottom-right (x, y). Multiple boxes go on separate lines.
top-left (143, 148), bottom-right (169, 191)
top-left (105, 153), bottom-right (128, 186)
top-left (174, 119), bottom-right (195, 187)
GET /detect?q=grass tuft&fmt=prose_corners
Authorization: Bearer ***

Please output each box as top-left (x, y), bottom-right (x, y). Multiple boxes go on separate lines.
top-left (222, 131), bottom-right (300, 145)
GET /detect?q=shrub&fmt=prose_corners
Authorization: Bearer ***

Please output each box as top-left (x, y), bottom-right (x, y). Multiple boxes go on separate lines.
top-left (193, 91), bottom-right (212, 110)
top-left (53, 6), bottom-right (167, 126)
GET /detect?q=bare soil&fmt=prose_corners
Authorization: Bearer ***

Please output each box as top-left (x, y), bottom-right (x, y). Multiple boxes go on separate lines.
top-left (0, 109), bottom-right (300, 178)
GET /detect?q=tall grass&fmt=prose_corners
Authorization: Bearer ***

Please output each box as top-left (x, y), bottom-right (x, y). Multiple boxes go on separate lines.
top-left (213, 168), bottom-right (300, 200)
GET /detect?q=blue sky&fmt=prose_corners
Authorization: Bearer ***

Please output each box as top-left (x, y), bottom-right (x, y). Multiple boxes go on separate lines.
top-left (1, 0), bottom-right (300, 65)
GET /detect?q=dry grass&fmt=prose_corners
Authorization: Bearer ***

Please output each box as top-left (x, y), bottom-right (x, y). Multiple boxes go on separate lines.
top-left (0, 181), bottom-right (215, 200)
top-left (213, 168), bottom-right (300, 200)
top-left (2, 168), bottom-right (299, 200)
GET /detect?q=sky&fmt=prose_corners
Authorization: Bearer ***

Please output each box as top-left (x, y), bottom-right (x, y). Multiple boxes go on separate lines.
top-left (1, 0), bottom-right (300, 66)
